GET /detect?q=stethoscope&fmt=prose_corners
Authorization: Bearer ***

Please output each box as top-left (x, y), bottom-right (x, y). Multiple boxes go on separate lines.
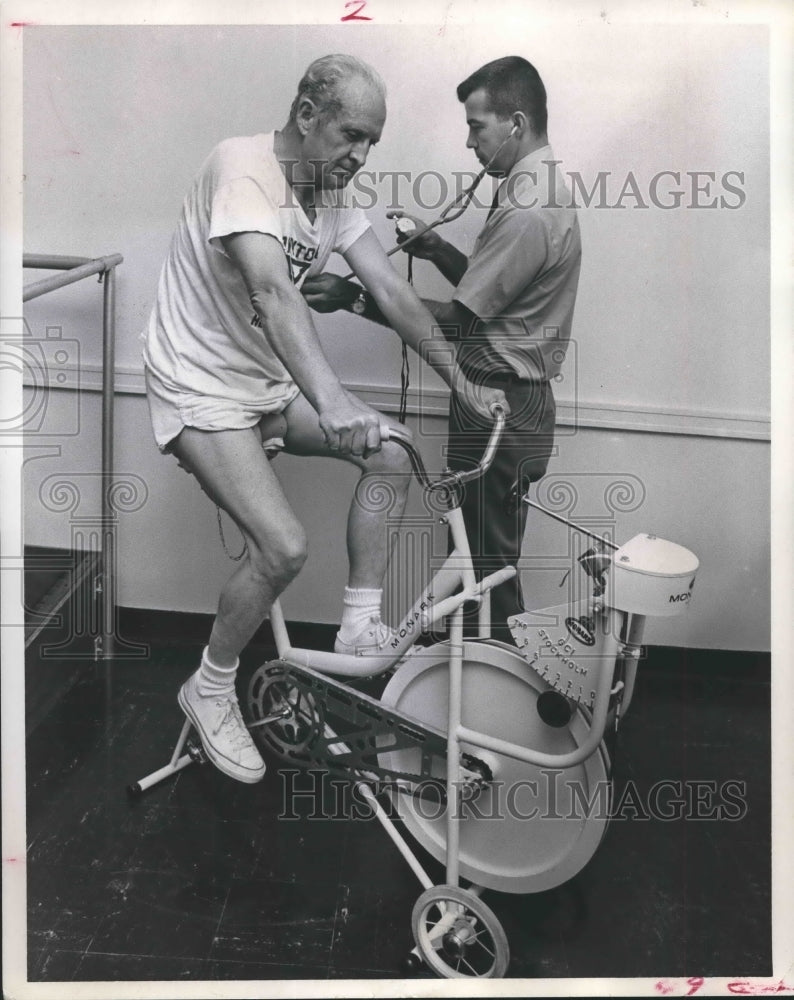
top-left (339, 119), bottom-right (521, 421)
top-left (387, 121), bottom-right (520, 250)
top-left (339, 120), bottom-right (521, 278)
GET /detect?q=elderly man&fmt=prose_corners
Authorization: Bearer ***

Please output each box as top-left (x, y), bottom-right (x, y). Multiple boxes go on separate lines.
top-left (303, 55), bottom-right (581, 647)
top-left (142, 54), bottom-right (505, 784)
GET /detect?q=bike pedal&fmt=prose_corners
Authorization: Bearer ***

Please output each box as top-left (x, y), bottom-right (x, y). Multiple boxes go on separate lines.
top-left (186, 740), bottom-right (207, 765)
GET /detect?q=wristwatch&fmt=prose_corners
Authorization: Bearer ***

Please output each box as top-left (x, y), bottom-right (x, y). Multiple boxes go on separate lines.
top-left (350, 289), bottom-right (367, 315)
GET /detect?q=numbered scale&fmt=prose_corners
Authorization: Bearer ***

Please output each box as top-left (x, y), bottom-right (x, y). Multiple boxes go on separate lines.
top-left (509, 533), bottom-right (699, 710)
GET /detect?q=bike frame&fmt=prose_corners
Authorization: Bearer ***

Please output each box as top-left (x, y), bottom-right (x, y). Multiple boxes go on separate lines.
top-left (131, 409), bottom-right (694, 977)
top-left (264, 418), bottom-right (626, 892)
top-left (130, 411), bottom-right (636, 972)
top-left (269, 499), bottom-right (624, 770)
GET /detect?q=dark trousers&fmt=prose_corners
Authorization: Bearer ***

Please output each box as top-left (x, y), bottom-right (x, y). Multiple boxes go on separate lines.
top-left (445, 373), bottom-right (556, 645)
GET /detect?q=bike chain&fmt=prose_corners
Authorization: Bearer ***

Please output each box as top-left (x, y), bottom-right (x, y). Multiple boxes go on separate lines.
top-left (248, 660), bottom-right (489, 801)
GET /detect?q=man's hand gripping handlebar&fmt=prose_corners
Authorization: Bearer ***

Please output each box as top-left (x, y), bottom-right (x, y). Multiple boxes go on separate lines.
top-left (379, 404), bottom-right (507, 492)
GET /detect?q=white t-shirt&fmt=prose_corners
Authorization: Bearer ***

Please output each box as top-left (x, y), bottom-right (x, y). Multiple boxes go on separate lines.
top-left (142, 132), bottom-right (370, 409)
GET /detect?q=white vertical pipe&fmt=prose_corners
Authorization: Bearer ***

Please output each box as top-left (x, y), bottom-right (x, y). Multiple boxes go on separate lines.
top-left (170, 719), bottom-right (192, 766)
top-left (269, 599), bottom-right (290, 657)
top-left (101, 264), bottom-right (116, 659)
top-left (478, 588), bottom-right (491, 638)
top-left (444, 605), bottom-right (464, 888)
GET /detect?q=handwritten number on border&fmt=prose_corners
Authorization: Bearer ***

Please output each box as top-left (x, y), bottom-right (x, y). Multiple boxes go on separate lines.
top-left (341, 1), bottom-right (372, 21)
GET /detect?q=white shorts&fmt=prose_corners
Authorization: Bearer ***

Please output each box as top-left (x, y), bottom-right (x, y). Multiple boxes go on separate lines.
top-left (144, 366), bottom-right (297, 457)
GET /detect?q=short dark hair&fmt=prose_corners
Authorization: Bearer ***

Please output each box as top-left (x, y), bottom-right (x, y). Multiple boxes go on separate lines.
top-left (457, 56), bottom-right (547, 135)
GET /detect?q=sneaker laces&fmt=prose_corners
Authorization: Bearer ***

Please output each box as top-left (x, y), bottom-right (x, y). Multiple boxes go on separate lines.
top-left (364, 615), bottom-right (397, 648)
top-left (211, 694), bottom-right (254, 749)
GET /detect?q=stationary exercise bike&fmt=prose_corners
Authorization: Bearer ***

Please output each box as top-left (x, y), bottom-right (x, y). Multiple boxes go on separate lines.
top-left (130, 409), bottom-right (699, 979)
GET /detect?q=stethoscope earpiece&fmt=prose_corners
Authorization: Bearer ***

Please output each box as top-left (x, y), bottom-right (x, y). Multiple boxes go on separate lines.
top-left (345, 116), bottom-right (522, 278)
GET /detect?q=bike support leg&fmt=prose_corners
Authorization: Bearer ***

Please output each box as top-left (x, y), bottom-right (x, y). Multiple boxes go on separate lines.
top-left (127, 719), bottom-right (195, 796)
top-left (128, 705), bottom-right (290, 797)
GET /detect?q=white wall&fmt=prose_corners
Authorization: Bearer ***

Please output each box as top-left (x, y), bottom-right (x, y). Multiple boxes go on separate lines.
top-left (20, 20), bottom-right (771, 651)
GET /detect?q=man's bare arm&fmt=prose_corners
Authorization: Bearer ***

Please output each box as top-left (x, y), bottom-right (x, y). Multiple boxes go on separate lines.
top-left (420, 298), bottom-right (477, 341)
top-left (222, 231), bottom-right (383, 456)
top-left (423, 239), bottom-right (470, 286)
top-left (301, 270), bottom-right (476, 343)
top-left (340, 229), bottom-right (507, 420)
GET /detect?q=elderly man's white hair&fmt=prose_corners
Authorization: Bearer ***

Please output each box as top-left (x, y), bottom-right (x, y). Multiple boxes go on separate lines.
top-left (289, 54), bottom-right (386, 122)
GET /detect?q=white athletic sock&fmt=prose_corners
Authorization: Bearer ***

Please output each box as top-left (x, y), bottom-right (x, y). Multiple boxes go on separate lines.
top-left (195, 646), bottom-right (238, 697)
top-left (337, 587), bottom-right (383, 643)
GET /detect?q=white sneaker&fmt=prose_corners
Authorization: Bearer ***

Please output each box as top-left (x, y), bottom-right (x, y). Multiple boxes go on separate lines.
top-left (334, 615), bottom-right (398, 656)
top-left (178, 672), bottom-right (265, 784)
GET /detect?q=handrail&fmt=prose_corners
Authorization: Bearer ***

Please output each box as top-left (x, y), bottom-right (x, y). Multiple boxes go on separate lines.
top-left (23, 254), bottom-right (94, 270)
top-left (22, 252), bottom-right (124, 660)
top-left (23, 254), bottom-right (124, 302)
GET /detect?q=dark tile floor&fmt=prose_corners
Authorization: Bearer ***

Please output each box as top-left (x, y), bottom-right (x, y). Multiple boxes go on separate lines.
top-left (24, 606), bottom-right (772, 985)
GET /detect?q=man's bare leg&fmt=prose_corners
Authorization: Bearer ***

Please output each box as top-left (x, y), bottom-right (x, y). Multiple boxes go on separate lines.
top-left (169, 423), bottom-right (307, 783)
top-left (281, 393), bottom-right (412, 648)
top-left (172, 424), bottom-right (307, 665)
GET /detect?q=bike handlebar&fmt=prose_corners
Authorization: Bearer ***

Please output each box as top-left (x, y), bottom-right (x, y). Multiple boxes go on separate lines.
top-left (380, 405), bottom-right (506, 492)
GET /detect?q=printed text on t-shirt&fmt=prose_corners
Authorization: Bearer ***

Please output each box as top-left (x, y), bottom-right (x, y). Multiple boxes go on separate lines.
top-left (282, 236), bottom-right (317, 285)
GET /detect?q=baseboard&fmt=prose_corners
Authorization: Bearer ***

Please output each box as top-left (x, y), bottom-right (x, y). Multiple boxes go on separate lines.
top-left (23, 562), bottom-right (769, 741)
top-left (116, 606), bottom-right (338, 656)
top-left (115, 607), bottom-right (770, 681)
